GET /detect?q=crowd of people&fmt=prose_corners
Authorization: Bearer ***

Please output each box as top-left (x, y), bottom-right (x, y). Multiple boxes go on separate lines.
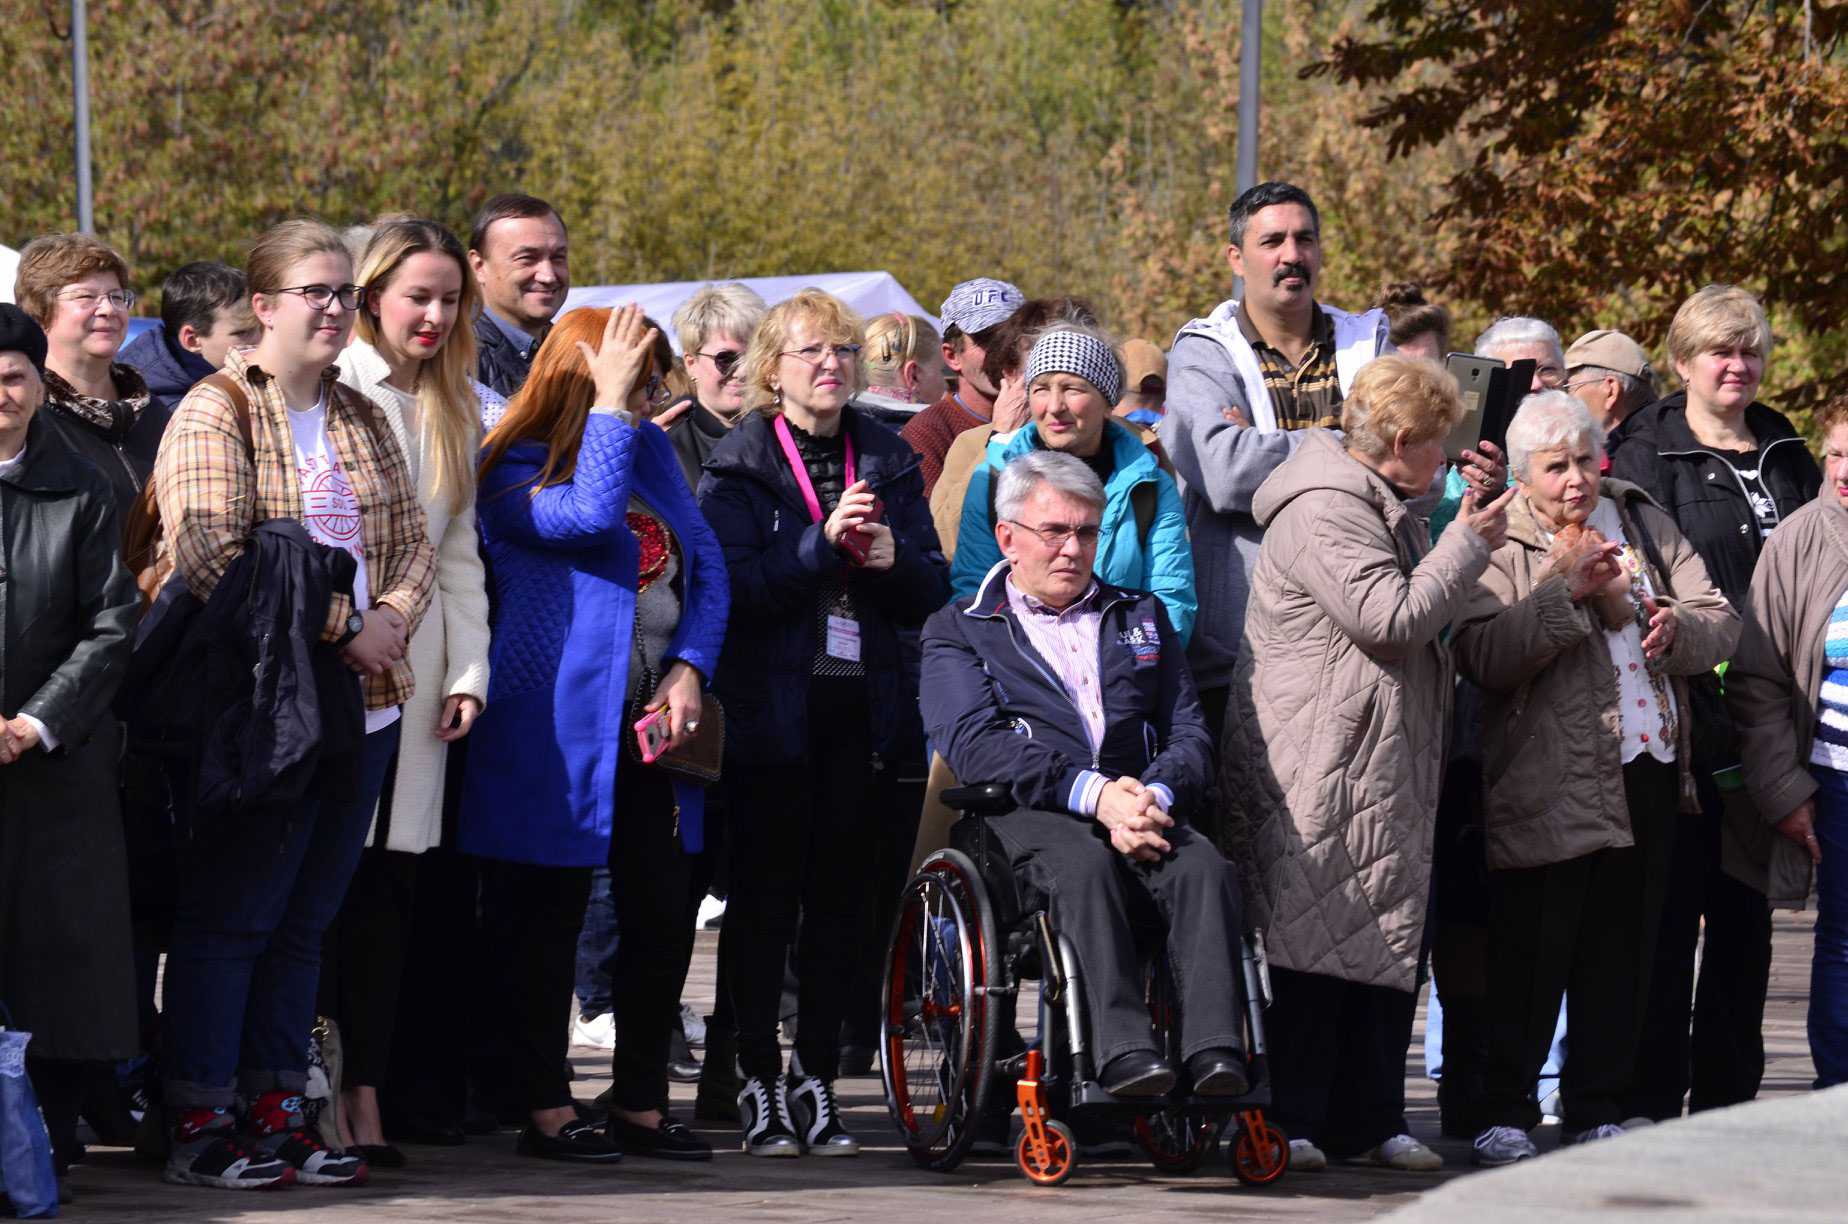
top-left (0, 177), bottom-right (1842, 1203)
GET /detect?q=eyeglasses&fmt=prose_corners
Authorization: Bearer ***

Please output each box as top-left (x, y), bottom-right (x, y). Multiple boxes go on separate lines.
top-left (1561, 375), bottom-right (1608, 392)
top-left (1535, 366), bottom-right (1566, 388)
top-left (781, 343), bottom-right (862, 366)
top-left (59, 288), bottom-right (136, 312)
top-left (277, 283), bottom-right (365, 310)
top-left (1006, 519), bottom-right (1102, 549)
top-left (696, 348), bottom-right (743, 378)
top-left (643, 373), bottom-right (672, 408)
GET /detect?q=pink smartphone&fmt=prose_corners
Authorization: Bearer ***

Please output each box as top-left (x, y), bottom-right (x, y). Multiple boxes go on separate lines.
top-left (634, 708), bottom-right (671, 763)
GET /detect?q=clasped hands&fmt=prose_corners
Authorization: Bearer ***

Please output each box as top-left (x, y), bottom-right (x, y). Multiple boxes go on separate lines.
top-left (0, 716), bottom-right (42, 765)
top-left (341, 605), bottom-right (408, 676)
top-left (1096, 776), bottom-right (1172, 862)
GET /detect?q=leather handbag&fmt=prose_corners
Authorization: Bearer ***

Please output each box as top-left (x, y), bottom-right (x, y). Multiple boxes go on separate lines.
top-left (626, 636), bottom-right (724, 786)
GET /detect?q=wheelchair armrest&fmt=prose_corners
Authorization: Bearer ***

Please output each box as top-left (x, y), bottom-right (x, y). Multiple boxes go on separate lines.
top-left (940, 782), bottom-right (1015, 817)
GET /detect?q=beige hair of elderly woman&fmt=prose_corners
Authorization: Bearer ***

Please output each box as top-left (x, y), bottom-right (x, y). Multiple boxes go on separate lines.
top-left (1340, 354), bottom-right (1468, 457)
top-left (1505, 389), bottom-right (1608, 481)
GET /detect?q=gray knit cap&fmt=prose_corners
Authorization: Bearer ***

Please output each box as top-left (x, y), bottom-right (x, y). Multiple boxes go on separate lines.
top-left (1023, 330), bottom-right (1123, 405)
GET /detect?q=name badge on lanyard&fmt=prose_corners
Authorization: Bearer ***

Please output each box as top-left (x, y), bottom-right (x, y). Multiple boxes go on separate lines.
top-left (774, 415), bottom-right (864, 663)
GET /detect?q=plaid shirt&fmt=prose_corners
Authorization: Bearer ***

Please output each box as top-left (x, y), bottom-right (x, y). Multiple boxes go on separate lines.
top-left (152, 348), bottom-right (435, 711)
top-left (1238, 301), bottom-right (1343, 430)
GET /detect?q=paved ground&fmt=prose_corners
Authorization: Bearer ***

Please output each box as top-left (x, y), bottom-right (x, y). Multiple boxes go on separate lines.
top-left (57, 910), bottom-right (1822, 1221)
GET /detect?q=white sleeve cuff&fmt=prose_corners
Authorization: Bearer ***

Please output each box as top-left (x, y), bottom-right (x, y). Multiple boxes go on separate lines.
top-left (1071, 769), bottom-right (1108, 817)
top-left (16, 713), bottom-right (57, 754)
top-left (1146, 783), bottom-right (1174, 813)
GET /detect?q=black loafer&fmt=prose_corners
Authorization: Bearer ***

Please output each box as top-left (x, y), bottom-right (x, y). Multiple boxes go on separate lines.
top-left (515, 1119), bottom-right (623, 1163)
top-left (667, 1056), bottom-right (703, 1083)
top-left (352, 1143), bottom-right (407, 1168)
top-left (606, 1113), bottom-right (713, 1162)
top-left (1184, 1048), bottom-right (1251, 1098)
top-left (1098, 1050), bottom-right (1177, 1097)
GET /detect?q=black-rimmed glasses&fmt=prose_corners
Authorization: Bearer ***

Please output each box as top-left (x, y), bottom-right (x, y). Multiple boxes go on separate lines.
top-left (278, 283), bottom-right (365, 310)
top-left (1005, 519), bottom-right (1102, 549)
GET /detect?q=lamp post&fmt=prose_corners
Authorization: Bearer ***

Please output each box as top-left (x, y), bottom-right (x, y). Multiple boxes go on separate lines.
top-left (73, 0), bottom-right (93, 234)
top-left (1231, 0), bottom-right (1262, 300)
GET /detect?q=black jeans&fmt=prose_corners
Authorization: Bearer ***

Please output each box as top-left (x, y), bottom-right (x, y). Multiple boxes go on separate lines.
top-left (1482, 757), bottom-right (1676, 1133)
top-left (606, 757), bottom-right (702, 1112)
top-left (1626, 773), bottom-right (1771, 1118)
top-left (478, 859), bottom-right (593, 1112)
top-left (985, 807), bottom-right (1245, 1069)
top-left (724, 676), bottom-right (878, 1082)
top-left (1265, 967), bottom-right (1418, 1157)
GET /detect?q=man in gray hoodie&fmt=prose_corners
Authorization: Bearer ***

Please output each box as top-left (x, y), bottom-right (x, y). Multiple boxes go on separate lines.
top-left (1163, 181), bottom-right (1391, 740)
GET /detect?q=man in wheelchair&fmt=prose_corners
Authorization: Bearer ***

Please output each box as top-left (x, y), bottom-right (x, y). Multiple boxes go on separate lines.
top-left (920, 450), bottom-right (1249, 1100)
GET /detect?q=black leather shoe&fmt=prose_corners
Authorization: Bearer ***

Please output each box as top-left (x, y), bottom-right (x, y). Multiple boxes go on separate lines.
top-left (667, 1056), bottom-right (702, 1083)
top-left (352, 1143), bottom-right (407, 1168)
top-left (514, 1119), bottom-right (623, 1163)
top-left (1098, 1050), bottom-right (1177, 1097)
top-left (1184, 1048), bottom-right (1250, 1098)
top-left (606, 1113), bottom-right (713, 1162)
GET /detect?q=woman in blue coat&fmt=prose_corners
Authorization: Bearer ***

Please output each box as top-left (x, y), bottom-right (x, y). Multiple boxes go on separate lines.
top-left (461, 305), bottom-right (728, 1164)
top-left (698, 289), bottom-right (949, 1157)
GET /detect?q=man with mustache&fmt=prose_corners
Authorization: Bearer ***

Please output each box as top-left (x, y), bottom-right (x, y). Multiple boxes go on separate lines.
top-left (468, 193), bottom-right (570, 398)
top-left (1162, 181), bottom-right (1392, 749)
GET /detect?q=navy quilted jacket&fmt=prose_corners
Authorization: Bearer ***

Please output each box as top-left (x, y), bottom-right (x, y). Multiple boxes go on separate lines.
top-left (698, 408), bottom-right (949, 768)
top-left (459, 414), bottom-right (729, 866)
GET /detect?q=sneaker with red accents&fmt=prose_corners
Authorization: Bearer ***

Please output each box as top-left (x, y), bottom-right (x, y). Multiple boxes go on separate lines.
top-left (163, 1107), bottom-right (295, 1190)
top-left (244, 1091), bottom-right (370, 1186)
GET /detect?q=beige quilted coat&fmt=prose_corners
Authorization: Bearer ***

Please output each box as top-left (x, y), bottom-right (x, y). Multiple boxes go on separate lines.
top-left (1218, 429), bottom-right (1493, 991)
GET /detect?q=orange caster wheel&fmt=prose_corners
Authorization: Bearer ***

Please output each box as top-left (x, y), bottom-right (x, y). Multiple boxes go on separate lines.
top-left (1017, 1118), bottom-right (1076, 1186)
top-left (1230, 1112), bottom-right (1289, 1186)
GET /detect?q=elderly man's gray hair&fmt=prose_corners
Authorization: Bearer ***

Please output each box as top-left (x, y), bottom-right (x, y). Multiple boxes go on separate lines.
top-left (994, 450), bottom-right (1107, 524)
top-left (1573, 364), bottom-right (1656, 416)
top-left (1475, 315), bottom-right (1565, 368)
top-left (1506, 390), bottom-right (1607, 480)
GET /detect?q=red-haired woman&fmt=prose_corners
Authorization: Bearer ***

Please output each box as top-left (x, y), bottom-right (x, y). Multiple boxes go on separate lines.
top-left (459, 305), bottom-right (728, 1164)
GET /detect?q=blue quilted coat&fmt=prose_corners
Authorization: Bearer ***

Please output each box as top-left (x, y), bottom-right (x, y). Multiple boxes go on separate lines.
top-left (459, 415), bottom-right (729, 867)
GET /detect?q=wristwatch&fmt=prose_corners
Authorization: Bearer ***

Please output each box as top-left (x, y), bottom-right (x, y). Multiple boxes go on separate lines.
top-left (335, 610), bottom-right (366, 648)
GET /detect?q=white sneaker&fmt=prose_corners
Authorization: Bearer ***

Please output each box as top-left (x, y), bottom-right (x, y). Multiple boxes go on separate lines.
top-left (1288, 1137), bottom-right (1328, 1171)
top-left (680, 1004), bottom-right (707, 1049)
top-left (696, 895), bottom-right (726, 928)
top-left (1349, 1133), bottom-right (1443, 1171)
top-left (785, 1074), bottom-right (859, 1156)
top-left (1619, 1116), bottom-right (1657, 1131)
top-left (572, 1012), bottom-right (616, 1050)
top-left (1563, 1123), bottom-right (1625, 1145)
top-left (1472, 1125), bottom-right (1538, 1167)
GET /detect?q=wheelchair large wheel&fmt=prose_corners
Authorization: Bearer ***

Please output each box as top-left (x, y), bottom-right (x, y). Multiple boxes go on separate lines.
top-left (880, 849), bottom-right (1001, 1171)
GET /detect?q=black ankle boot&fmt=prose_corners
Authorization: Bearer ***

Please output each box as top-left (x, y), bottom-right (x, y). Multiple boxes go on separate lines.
top-left (694, 1017), bottom-right (740, 1123)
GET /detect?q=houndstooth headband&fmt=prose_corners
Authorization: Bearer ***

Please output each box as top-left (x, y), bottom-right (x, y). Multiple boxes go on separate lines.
top-left (1023, 330), bottom-right (1124, 405)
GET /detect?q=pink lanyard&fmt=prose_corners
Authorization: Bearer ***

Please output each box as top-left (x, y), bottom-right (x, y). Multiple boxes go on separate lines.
top-left (773, 413), bottom-right (856, 524)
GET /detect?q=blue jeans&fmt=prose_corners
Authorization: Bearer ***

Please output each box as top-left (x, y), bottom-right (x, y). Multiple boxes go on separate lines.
top-left (163, 723), bottom-right (400, 1108)
top-left (1811, 768), bottom-right (1848, 1089)
top-left (574, 867), bottom-right (619, 1019)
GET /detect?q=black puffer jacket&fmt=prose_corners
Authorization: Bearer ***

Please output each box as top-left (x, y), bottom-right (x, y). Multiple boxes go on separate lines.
top-left (1608, 393), bottom-right (1820, 609)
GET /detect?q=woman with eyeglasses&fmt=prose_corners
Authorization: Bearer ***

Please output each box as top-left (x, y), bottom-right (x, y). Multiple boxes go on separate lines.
top-left (460, 304), bottom-right (729, 1164)
top-left (310, 217), bottom-right (494, 1168)
top-left (699, 289), bottom-right (949, 1157)
top-left (12, 232), bottom-right (161, 533)
top-left (151, 218), bottom-right (436, 1190)
top-left (664, 283), bottom-right (768, 492)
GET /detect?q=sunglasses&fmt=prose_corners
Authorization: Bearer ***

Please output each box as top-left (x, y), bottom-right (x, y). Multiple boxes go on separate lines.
top-left (697, 348), bottom-right (743, 378)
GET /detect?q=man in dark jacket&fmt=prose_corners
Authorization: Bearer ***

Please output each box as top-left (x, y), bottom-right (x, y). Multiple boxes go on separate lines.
top-left (119, 262), bottom-right (254, 413)
top-left (467, 193), bottom-right (569, 397)
top-left (919, 450), bottom-right (1248, 1100)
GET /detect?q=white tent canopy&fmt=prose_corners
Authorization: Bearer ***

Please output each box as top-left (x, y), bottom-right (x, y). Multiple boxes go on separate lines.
top-left (561, 271), bottom-right (936, 354)
top-left (0, 244), bottom-right (17, 305)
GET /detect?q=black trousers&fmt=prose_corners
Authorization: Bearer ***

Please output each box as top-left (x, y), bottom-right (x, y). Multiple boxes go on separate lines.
top-left (1626, 773), bottom-right (1772, 1118)
top-left (1265, 967), bottom-right (1418, 1156)
top-left (724, 676), bottom-right (878, 1082)
top-left (986, 807), bottom-right (1245, 1070)
top-left (605, 757), bottom-right (701, 1111)
top-left (319, 846), bottom-right (418, 1087)
top-left (479, 859), bottom-right (593, 1111)
top-left (1482, 757), bottom-right (1676, 1133)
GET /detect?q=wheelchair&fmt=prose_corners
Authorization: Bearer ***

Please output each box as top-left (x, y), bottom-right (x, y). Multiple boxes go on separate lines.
top-left (878, 783), bottom-right (1289, 1187)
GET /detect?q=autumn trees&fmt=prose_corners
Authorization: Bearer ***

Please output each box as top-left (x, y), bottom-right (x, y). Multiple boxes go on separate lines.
top-left (3, 1), bottom-right (1840, 411)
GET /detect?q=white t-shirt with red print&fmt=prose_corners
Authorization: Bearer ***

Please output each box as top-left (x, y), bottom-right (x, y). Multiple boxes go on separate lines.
top-left (287, 391), bottom-right (400, 733)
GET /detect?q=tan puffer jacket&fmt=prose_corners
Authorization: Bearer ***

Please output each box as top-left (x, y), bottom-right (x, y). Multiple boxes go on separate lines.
top-left (1452, 481), bottom-right (1739, 872)
top-left (1219, 429), bottom-right (1493, 992)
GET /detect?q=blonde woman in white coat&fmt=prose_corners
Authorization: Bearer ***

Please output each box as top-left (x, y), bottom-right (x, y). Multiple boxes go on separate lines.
top-left (324, 218), bottom-right (493, 1166)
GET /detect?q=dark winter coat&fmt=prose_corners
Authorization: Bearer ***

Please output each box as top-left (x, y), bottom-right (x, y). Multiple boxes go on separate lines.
top-left (1608, 394), bottom-right (1820, 609)
top-left (698, 407), bottom-right (949, 769)
top-left (40, 363), bottom-right (169, 537)
top-left (0, 415), bottom-right (139, 1060)
top-left (120, 325), bottom-right (216, 414)
top-left (473, 312), bottom-right (543, 400)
